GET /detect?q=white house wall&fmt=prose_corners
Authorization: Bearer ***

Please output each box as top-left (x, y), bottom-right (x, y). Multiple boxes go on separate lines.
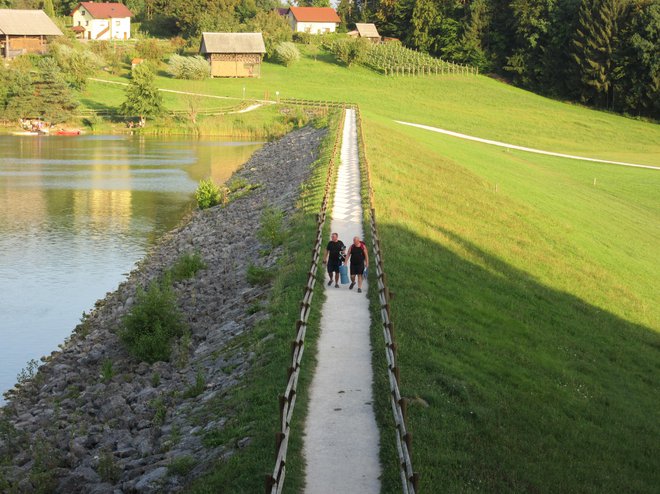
top-left (288, 17), bottom-right (337, 34)
top-left (72, 6), bottom-right (131, 40)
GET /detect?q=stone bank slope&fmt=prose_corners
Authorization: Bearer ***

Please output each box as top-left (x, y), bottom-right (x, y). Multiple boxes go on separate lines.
top-left (0, 126), bottom-right (327, 494)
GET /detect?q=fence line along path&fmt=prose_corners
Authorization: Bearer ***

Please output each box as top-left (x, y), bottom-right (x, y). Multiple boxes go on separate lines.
top-left (302, 109), bottom-right (381, 493)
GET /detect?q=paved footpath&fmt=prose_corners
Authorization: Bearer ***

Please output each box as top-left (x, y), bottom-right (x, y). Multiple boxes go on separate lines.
top-left (302, 109), bottom-right (381, 493)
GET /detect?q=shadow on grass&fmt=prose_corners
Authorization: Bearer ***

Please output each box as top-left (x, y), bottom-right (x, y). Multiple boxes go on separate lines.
top-left (380, 223), bottom-right (659, 493)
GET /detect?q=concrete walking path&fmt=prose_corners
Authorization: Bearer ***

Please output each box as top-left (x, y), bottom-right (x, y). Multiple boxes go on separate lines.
top-left (302, 109), bottom-right (381, 493)
top-left (395, 120), bottom-right (660, 170)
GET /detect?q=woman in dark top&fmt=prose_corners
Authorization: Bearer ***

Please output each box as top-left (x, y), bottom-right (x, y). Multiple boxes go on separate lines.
top-left (345, 236), bottom-right (369, 293)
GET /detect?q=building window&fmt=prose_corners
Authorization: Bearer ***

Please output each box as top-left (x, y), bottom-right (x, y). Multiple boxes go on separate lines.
top-left (115, 20), bottom-right (120, 26)
top-left (85, 21), bottom-right (89, 26)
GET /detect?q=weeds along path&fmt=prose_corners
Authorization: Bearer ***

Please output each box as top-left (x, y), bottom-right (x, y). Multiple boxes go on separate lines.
top-left (395, 120), bottom-right (660, 170)
top-left (302, 109), bottom-right (381, 493)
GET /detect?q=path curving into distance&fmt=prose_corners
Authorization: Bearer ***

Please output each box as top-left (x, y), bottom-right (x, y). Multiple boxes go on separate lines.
top-left (88, 78), bottom-right (273, 108)
top-left (395, 120), bottom-right (660, 171)
top-left (303, 109), bottom-right (381, 493)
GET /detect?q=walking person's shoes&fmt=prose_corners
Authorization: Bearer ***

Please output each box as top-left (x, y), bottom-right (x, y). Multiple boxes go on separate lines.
top-left (349, 282), bottom-right (355, 290)
top-left (328, 280), bottom-right (332, 286)
top-left (357, 288), bottom-right (362, 293)
top-left (335, 283), bottom-right (339, 288)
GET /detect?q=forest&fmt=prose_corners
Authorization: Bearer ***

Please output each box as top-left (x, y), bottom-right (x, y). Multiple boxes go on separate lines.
top-left (2, 0), bottom-right (658, 119)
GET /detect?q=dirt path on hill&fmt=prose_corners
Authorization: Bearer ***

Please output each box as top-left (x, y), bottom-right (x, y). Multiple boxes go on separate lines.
top-left (395, 120), bottom-right (660, 170)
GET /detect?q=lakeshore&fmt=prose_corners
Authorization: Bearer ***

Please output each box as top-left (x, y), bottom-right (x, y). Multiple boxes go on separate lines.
top-left (0, 125), bottom-right (326, 493)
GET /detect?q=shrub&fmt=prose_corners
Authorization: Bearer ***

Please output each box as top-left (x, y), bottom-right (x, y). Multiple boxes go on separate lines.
top-left (292, 31), bottom-right (314, 45)
top-left (50, 43), bottom-right (102, 90)
top-left (100, 359), bottom-right (114, 383)
top-left (168, 456), bottom-right (196, 476)
top-left (246, 264), bottom-right (275, 285)
top-left (183, 370), bottom-right (206, 399)
top-left (195, 178), bottom-right (226, 209)
top-left (167, 54), bottom-right (210, 80)
top-left (329, 37), bottom-right (370, 66)
top-left (135, 38), bottom-right (169, 61)
top-left (170, 252), bottom-right (206, 281)
top-left (120, 280), bottom-right (185, 363)
top-left (257, 206), bottom-right (285, 248)
top-left (274, 42), bottom-right (300, 67)
top-left (97, 451), bottom-right (120, 483)
top-left (227, 177), bottom-right (249, 192)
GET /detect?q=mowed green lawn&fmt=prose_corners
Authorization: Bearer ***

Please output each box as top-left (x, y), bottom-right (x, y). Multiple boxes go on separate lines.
top-left (87, 48), bottom-right (660, 164)
top-left (87, 49), bottom-right (660, 491)
top-left (365, 117), bottom-right (659, 492)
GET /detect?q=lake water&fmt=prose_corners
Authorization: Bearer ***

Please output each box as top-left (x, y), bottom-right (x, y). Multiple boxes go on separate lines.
top-left (0, 134), bottom-right (262, 401)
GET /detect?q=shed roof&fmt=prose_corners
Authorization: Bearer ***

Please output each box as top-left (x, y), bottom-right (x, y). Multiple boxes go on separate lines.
top-left (72, 2), bottom-right (133, 18)
top-left (200, 32), bottom-right (266, 54)
top-left (0, 9), bottom-right (63, 36)
top-left (288, 6), bottom-right (340, 23)
top-left (356, 23), bottom-right (380, 38)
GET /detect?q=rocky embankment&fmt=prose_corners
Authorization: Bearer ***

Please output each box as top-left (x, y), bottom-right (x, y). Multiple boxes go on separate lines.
top-left (0, 125), bottom-right (327, 493)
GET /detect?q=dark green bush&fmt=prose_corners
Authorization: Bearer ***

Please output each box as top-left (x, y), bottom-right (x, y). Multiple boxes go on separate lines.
top-left (120, 280), bottom-right (185, 363)
top-left (195, 178), bottom-right (226, 209)
top-left (257, 206), bottom-right (285, 248)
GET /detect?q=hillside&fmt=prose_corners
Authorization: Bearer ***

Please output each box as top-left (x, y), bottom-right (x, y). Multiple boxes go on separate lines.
top-left (86, 50), bottom-right (660, 492)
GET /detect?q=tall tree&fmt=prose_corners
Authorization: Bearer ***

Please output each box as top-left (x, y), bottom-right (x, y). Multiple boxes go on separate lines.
top-left (33, 57), bottom-right (78, 123)
top-left (612, 0), bottom-right (659, 116)
top-left (120, 64), bottom-right (163, 125)
top-left (410, 0), bottom-right (438, 51)
top-left (571, 0), bottom-right (629, 107)
top-left (43, 0), bottom-right (56, 18)
top-left (460, 0), bottom-right (491, 70)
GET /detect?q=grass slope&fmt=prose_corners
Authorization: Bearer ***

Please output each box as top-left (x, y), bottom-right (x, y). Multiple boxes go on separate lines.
top-left (84, 48), bottom-right (660, 491)
top-left (365, 118), bottom-right (660, 492)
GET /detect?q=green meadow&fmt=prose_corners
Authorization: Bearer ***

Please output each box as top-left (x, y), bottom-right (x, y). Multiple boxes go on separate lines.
top-left (84, 48), bottom-right (660, 491)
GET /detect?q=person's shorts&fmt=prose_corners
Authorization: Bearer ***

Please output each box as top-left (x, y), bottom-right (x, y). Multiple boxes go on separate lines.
top-left (327, 259), bottom-right (341, 274)
top-left (350, 262), bottom-right (365, 276)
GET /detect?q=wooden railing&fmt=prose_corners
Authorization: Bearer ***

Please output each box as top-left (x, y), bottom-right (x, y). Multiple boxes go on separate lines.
top-left (355, 106), bottom-right (420, 493)
top-left (265, 109), bottom-right (346, 494)
top-left (264, 99), bottom-right (419, 493)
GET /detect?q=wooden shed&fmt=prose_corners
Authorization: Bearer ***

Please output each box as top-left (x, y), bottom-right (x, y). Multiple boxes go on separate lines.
top-left (0, 9), bottom-right (63, 60)
top-left (200, 32), bottom-right (266, 78)
top-left (348, 23), bottom-right (381, 42)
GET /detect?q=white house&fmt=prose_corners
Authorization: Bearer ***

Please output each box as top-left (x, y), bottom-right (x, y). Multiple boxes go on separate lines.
top-left (287, 6), bottom-right (340, 35)
top-left (71, 2), bottom-right (133, 40)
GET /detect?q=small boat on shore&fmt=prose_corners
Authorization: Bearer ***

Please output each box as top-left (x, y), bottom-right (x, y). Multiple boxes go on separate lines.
top-left (12, 131), bottom-right (41, 136)
top-left (55, 130), bottom-right (81, 136)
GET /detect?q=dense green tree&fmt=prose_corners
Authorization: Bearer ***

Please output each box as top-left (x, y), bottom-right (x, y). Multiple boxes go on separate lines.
top-left (571, 0), bottom-right (628, 107)
top-left (43, 0), bottom-right (55, 17)
top-left (459, 0), bottom-right (491, 70)
top-left (374, 0), bottom-right (414, 40)
top-left (337, 0), bottom-right (356, 26)
top-left (410, 0), bottom-right (438, 51)
top-left (612, 0), bottom-right (660, 116)
top-left (297, 0), bottom-right (331, 6)
top-left (245, 10), bottom-right (292, 58)
top-left (33, 57), bottom-right (78, 123)
top-left (120, 64), bottom-right (163, 124)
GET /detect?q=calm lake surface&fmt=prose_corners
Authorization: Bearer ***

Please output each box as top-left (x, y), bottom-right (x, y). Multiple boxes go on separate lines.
top-left (0, 134), bottom-right (262, 401)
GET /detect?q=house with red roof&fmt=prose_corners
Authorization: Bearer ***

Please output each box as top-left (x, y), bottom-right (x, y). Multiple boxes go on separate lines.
top-left (287, 6), bottom-right (340, 35)
top-left (71, 2), bottom-right (133, 40)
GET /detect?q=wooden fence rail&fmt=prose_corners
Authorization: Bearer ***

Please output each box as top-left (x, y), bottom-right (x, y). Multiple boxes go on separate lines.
top-left (265, 99), bottom-right (419, 493)
top-left (265, 108), bottom-right (346, 494)
top-left (355, 106), bottom-right (420, 493)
